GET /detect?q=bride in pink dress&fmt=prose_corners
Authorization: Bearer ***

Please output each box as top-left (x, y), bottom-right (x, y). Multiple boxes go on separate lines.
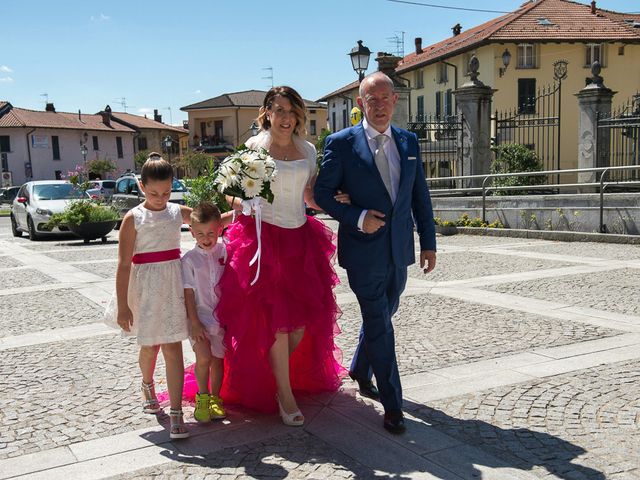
top-left (213, 86), bottom-right (346, 425)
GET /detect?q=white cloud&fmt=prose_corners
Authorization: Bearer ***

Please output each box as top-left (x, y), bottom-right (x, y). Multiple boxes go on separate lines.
top-left (91, 13), bottom-right (111, 22)
top-left (194, 89), bottom-right (201, 94)
top-left (0, 65), bottom-right (13, 73)
top-left (0, 77), bottom-right (14, 83)
top-left (137, 108), bottom-right (152, 114)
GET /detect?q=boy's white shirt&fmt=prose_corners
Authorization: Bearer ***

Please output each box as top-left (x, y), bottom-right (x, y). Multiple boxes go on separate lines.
top-left (181, 241), bottom-right (227, 327)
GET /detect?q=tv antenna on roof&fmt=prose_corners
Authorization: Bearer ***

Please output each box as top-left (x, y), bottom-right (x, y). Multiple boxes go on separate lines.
top-left (262, 67), bottom-right (274, 88)
top-left (40, 93), bottom-right (49, 104)
top-left (114, 97), bottom-right (134, 112)
top-left (162, 107), bottom-right (173, 125)
top-left (386, 31), bottom-right (405, 57)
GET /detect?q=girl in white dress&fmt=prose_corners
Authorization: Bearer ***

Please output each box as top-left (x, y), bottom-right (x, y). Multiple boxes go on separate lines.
top-left (109, 153), bottom-right (193, 439)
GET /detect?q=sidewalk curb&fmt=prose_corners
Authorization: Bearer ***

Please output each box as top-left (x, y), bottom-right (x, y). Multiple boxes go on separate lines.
top-left (455, 227), bottom-right (640, 244)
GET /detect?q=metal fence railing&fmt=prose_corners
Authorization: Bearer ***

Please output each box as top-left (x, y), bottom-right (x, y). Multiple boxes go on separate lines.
top-left (425, 164), bottom-right (640, 233)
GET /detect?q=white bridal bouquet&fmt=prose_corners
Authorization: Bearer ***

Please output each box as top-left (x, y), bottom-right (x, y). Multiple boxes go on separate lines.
top-left (213, 146), bottom-right (278, 286)
top-left (214, 146), bottom-right (277, 204)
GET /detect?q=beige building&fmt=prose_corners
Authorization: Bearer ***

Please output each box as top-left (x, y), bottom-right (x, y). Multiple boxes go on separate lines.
top-left (181, 90), bottom-right (328, 149)
top-left (320, 0), bottom-right (640, 172)
top-left (107, 108), bottom-right (189, 157)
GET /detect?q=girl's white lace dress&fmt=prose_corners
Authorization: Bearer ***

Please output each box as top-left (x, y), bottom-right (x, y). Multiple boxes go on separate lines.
top-left (104, 202), bottom-right (189, 346)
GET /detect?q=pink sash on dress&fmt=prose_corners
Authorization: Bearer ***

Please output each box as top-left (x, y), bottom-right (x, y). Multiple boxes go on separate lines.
top-left (131, 248), bottom-right (181, 264)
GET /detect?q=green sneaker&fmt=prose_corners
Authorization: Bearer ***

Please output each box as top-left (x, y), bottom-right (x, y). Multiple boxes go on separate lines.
top-left (194, 393), bottom-right (212, 423)
top-left (209, 395), bottom-right (227, 419)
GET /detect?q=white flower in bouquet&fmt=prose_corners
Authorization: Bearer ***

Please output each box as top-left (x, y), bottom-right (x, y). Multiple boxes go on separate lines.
top-left (245, 158), bottom-right (267, 179)
top-left (240, 176), bottom-right (264, 198)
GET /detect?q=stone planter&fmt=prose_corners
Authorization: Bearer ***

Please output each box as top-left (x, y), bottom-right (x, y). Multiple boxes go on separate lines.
top-left (436, 224), bottom-right (459, 236)
top-left (68, 220), bottom-right (117, 243)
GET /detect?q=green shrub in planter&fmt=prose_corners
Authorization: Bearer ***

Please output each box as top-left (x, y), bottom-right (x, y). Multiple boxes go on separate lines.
top-left (47, 200), bottom-right (119, 228)
top-left (491, 143), bottom-right (545, 195)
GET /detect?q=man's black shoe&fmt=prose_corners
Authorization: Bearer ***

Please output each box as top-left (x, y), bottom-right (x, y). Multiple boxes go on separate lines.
top-left (383, 410), bottom-right (406, 434)
top-left (348, 372), bottom-right (380, 400)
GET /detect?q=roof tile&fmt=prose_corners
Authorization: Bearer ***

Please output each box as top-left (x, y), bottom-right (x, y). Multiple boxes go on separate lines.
top-left (395, 0), bottom-right (640, 73)
top-left (0, 107), bottom-right (135, 132)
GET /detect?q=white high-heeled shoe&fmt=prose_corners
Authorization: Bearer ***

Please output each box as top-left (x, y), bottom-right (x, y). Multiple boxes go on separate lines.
top-left (277, 396), bottom-right (304, 427)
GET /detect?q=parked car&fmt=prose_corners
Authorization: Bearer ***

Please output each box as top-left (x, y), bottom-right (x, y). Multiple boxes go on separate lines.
top-left (86, 179), bottom-right (116, 201)
top-left (0, 186), bottom-right (20, 204)
top-left (10, 180), bottom-right (86, 240)
top-left (110, 173), bottom-right (187, 220)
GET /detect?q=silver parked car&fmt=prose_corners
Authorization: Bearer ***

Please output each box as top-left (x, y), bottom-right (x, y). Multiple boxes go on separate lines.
top-left (86, 179), bottom-right (116, 201)
top-left (110, 173), bottom-right (187, 220)
top-left (10, 180), bottom-right (86, 240)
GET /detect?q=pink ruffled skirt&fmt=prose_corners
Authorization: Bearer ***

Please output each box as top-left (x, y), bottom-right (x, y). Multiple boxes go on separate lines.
top-left (182, 215), bottom-right (346, 412)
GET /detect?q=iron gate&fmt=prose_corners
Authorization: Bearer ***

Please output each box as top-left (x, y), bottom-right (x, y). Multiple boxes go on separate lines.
top-left (596, 94), bottom-right (640, 182)
top-left (407, 113), bottom-right (463, 188)
top-left (491, 81), bottom-right (561, 179)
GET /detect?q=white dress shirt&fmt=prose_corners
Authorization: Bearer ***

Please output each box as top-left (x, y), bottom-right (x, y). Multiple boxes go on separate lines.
top-left (357, 119), bottom-right (402, 230)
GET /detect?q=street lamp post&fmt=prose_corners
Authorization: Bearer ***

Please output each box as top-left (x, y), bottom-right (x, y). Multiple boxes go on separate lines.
top-left (163, 135), bottom-right (173, 163)
top-left (349, 40), bottom-right (371, 82)
top-left (80, 144), bottom-right (88, 165)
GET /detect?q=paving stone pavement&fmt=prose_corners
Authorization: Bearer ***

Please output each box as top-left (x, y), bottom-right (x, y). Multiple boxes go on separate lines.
top-left (0, 289), bottom-right (103, 337)
top-left (485, 269), bottom-right (640, 317)
top-left (413, 359), bottom-right (640, 479)
top-left (1, 215), bottom-right (639, 480)
top-left (108, 432), bottom-right (376, 480)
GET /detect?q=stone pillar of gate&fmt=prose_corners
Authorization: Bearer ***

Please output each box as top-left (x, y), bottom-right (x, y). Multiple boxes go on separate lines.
top-left (575, 62), bottom-right (616, 188)
top-left (375, 52), bottom-right (411, 128)
top-left (453, 55), bottom-right (496, 188)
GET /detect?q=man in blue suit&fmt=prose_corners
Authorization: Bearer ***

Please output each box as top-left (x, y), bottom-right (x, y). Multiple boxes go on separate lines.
top-left (314, 72), bottom-right (436, 434)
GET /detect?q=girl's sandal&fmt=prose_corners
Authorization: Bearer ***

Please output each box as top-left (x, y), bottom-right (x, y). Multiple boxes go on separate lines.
top-left (141, 380), bottom-right (161, 414)
top-left (169, 409), bottom-right (190, 439)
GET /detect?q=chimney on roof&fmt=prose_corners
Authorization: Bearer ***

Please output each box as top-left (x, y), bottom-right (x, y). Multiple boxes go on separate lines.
top-left (591, 1), bottom-right (596, 14)
top-left (101, 105), bottom-right (112, 127)
top-left (415, 37), bottom-right (422, 55)
top-left (452, 23), bottom-right (462, 36)
top-left (154, 109), bottom-right (162, 123)
top-left (375, 52), bottom-right (402, 78)
top-left (45, 103), bottom-right (55, 112)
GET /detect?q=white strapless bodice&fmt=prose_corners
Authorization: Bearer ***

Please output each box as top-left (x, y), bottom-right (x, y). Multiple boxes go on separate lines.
top-left (261, 158), bottom-right (314, 229)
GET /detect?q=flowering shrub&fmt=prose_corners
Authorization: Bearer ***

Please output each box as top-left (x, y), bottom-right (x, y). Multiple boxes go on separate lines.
top-left (46, 164), bottom-right (119, 228)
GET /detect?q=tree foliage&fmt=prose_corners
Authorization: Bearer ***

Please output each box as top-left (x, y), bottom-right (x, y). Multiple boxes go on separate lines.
top-left (86, 158), bottom-right (117, 177)
top-left (180, 150), bottom-right (215, 176)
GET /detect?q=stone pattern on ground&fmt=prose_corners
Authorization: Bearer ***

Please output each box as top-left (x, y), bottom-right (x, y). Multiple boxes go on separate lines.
top-left (43, 247), bottom-right (120, 262)
top-left (0, 288), bottom-right (103, 337)
top-left (72, 261), bottom-right (117, 279)
top-left (109, 431), bottom-right (375, 480)
top-left (485, 268), bottom-right (640, 316)
top-left (407, 251), bottom-right (576, 281)
top-left (0, 255), bottom-right (24, 268)
top-left (0, 267), bottom-right (57, 290)
top-left (0, 335), bottom-right (165, 459)
top-left (519, 241), bottom-right (640, 261)
top-left (336, 295), bottom-right (621, 376)
top-left (413, 359), bottom-right (640, 479)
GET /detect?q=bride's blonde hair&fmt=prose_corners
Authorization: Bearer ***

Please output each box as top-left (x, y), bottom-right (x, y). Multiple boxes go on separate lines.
top-left (257, 86), bottom-right (307, 136)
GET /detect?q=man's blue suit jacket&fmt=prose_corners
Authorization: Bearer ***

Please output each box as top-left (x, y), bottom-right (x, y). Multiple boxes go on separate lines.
top-left (314, 122), bottom-right (436, 272)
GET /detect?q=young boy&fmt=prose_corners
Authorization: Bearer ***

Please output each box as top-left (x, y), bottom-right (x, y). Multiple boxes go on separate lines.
top-left (181, 202), bottom-right (227, 422)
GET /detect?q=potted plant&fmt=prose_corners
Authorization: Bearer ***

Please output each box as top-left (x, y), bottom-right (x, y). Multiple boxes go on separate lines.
top-left (434, 217), bottom-right (458, 236)
top-left (46, 165), bottom-right (120, 243)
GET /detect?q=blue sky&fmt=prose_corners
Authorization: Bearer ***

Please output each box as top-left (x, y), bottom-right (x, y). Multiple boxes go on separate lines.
top-left (1, 0), bottom-right (638, 124)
